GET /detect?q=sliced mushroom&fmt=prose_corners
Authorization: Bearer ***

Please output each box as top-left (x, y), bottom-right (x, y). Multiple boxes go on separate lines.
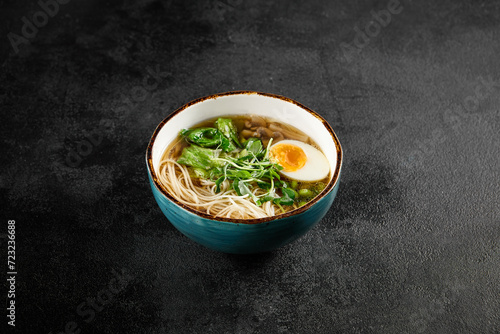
top-left (168, 140), bottom-right (185, 158)
top-left (256, 127), bottom-right (274, 138)
top-left (268, 123), bottom-right (309, 142)
top-left (240, 129), bottom-right (259, 141)
top-left (272, 131), bottom-right (284, 143)
top-left (244, 115), bottom-right (267, 130)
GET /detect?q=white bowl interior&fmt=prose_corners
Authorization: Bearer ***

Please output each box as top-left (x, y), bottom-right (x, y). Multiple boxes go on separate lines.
top-left (151, 93), bottom-right (338, 179)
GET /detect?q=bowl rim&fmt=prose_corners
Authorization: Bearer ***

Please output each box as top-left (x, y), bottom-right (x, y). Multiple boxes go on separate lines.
top-left (146, 90), bottom-right (343, 224)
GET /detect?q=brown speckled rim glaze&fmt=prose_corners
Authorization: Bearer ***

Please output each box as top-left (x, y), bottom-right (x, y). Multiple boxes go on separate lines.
top-left (146, 91), bottom-right (343, 224)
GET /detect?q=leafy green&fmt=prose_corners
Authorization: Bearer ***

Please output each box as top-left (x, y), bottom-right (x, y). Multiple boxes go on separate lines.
top-left (181, 128), bottom-right (220, 147)
top-left (215, 118), bottom-right (241, 148)
top-left (273, 187), bottom-right (295, 206)
top-left (282, 187), bottom-right (296, 200)
top-left (219, 135), bottom-right (237, 152)
top-left (180, 127), bottom-right (236, 152)
top-left (244, 137), bottom-right (263, 156)
top-left (226, 169), bottom-right (252, 180)
top-left (232, 178), bottom-right (247, 196)
top-left (214, 176), bottom-right (225, 192)
top-left (191, 167), bottom-right (211, 179)
top-left (256, 180), bottom-right (272, 190)
top-left (237, 149), bottom-right (249, 159)
top-left (260, 193), bottom-right (275, 203)
top-left (256, 191), bottom-right (275, 206)
top-left (177, 145), bottom-right (224, 170)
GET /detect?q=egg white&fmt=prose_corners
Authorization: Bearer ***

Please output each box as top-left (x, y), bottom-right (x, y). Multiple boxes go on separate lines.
top-left (270, 139), bottom-right (330, 182)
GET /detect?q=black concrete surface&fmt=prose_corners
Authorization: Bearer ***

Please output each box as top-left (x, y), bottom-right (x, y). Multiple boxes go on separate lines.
top-left (1, 0), bottom-right (499, 333)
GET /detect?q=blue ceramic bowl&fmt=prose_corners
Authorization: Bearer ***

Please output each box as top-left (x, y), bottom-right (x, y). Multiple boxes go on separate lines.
top-left (146, 91), bottom-right (343, 254)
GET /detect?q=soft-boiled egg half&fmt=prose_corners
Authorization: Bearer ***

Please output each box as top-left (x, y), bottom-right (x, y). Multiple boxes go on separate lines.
top-left (269, 139), bottom-right (330, 182)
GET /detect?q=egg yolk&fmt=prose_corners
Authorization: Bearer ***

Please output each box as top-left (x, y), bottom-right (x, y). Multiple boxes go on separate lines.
top-left (270, 143), bottom-right (307, 172)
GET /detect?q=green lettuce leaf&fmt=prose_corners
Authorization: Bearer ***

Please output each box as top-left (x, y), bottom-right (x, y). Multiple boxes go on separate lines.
top-left (177, 145), bottom-right (224, 170)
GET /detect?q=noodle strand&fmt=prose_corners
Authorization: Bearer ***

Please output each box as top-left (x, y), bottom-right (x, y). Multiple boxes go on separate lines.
top-left (158, 159), bottom-right (288, 219)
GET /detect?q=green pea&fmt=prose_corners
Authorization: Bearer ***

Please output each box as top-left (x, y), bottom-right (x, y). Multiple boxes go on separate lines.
top-left (298, 188), bottom-right (313, 198)
top-left (290, 180), bottom-right (298, 189)
top-left (298, 201), bottom-right (307, 207)
top-left (290, 189), bottom-right (299, 199)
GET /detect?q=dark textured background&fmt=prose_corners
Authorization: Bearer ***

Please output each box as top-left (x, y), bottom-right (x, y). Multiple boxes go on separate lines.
top-left (1, 0), bottom-right (499, 333)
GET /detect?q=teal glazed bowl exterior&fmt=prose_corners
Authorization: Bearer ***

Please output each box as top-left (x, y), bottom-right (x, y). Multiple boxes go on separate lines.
top-left (146, 91), bottom-right (343, 254)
